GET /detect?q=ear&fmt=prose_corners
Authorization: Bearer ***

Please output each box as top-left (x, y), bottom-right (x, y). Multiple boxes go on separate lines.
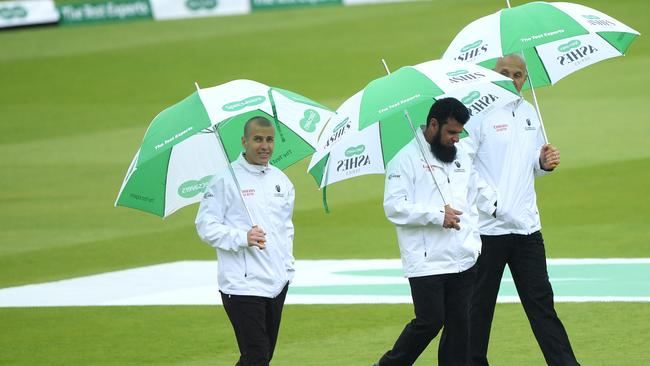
top-left (428, 117), bottom-right (439, 132)
top-left (241, 136), bottom-right (246, 147)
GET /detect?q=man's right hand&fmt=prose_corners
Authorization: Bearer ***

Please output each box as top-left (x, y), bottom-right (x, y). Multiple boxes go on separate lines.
top-left (443, 205), bottom-right (462, 230)
top-left (247, 226), bottom-right (266, 249)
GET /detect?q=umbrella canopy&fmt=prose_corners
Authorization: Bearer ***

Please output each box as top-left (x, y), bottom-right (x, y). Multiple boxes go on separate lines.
top-left (442, 1), bottom-right (640, 89)
top-left (308, 59), bottom-right (520, 190)
top-left (116, 79), bottom-right (333, 217)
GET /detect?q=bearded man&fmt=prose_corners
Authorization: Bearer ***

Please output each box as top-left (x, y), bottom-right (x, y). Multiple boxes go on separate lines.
top-left (373, 97), bottom-right (495, 366)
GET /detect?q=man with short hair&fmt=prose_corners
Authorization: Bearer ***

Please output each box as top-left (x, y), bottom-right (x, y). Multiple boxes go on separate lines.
top-left (467, 54), bottom-right (580, 366)
top-left (196, 116), bottom-right (296, 366)
top-left (374, 97), bottom-right (492, 366)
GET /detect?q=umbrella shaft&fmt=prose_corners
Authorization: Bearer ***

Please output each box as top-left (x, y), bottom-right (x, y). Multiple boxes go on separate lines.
top-left (403, 110), bottom-right (448, 206)
top-left (213, 130), bottom-right (255, 225)
top-left (528, 80), bottom-right (549, 144)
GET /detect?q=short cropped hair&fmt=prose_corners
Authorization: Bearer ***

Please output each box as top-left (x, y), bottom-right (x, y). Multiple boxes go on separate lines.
top-left (244, 116), bottom-right (273, 138)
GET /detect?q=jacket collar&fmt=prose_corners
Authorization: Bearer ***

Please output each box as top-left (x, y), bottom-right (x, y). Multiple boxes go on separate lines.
top-left (506, 96), bottom-right (524, 111)
top-left (235, 153), bottom-right (270, 175)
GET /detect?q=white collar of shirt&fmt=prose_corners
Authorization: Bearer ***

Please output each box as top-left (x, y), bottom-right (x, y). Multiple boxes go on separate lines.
top-left (235, 154), bottom-right (270, 175)
top-left (506, 96), bottom-right (525, 112)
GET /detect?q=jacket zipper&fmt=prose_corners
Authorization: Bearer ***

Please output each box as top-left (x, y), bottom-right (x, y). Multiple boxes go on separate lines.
top-left (243, 250), bottom-right (247, 277)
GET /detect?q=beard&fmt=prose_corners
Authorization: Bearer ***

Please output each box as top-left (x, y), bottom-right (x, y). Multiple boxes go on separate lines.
top-left (429, 130), bottom-right (457, 163)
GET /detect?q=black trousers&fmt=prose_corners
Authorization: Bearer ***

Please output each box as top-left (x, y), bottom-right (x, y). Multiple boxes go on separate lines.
top-left (378, 266), bottom-right (477, 366)
top-left (220, 284), bottom-right (289, 366)
top-left (469, 232), bottom-right (579, 366)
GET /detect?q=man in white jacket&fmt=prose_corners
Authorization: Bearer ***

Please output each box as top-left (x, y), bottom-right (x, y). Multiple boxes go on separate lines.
top-left (374, 98), bottom-right (491, 366)
top-left (195, 116), bottom-right (295, 366)
top-left (467, 54), bottom-right (580, 366)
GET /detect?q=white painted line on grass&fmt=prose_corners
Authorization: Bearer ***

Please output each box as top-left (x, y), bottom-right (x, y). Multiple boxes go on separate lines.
top-left (0, 259), bottom-right (648, 307)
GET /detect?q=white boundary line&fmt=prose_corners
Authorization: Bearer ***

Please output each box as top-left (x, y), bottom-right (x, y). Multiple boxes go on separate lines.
top-left (0, 259), bottom-right (648, 307)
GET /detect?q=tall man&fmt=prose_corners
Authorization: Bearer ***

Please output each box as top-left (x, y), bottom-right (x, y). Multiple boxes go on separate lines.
top-left (196, 116), bottom-right (296, 366)
top-left (374, 98), bottom-right (492, 366)
top-left (468, 54), bottom-right (580, 366)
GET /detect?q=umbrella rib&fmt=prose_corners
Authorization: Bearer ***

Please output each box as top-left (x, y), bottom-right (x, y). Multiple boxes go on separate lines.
top-left (160, 146), bottom-right (171, 218)
top-left (377, 120), bottom-right (386, 169)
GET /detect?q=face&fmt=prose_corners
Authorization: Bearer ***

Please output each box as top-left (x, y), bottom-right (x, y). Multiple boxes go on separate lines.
top-left (495, 55), bottom-right (528, 92)
top-left (242, 123), bottom-right (275, 165)
top-left (425, 117), bottom-right (464, 163)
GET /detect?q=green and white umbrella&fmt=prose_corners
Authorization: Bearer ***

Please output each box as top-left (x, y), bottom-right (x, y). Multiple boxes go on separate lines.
top-left (308, 59), bottom-right (520, 204)
top-left (116, 79), bottom-right (333, 218)
top-left (443, 1), bottom-right (640, 89)
top-left (443, 1), bottom-right (640, 143)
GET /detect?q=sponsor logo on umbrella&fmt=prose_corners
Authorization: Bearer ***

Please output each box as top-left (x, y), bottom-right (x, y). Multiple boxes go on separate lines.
top-left (455, 40), bottom-right (488, 62)
top-left (178, 175), bottom-right (213, 198)
top-left (520, 29), bottom-right (565, 43)
top-left (447, 69), bottom-right (468, 77)
top-left (447, 70), bottom-right (486, 84)
top-left (461, 40), bottom-right (483, 53)
top-left (461, 91), bottom-right (498, 117)
top-left (338, 144), bottom-right (370, 174)
top-left (461, 91), bottom-right (481, 104)
top-left (582, 14), bottom-right (616, 27)
top-left (377, 94), bottom-right (421, 114)
top-left (558, 39), bottom-right (582, 52)
top-left (344, 144), bottom-right (365, 157)
top-left (337, 151), bottom-right (370, 173)
top-left (186, 0), bottom-right (218, 10)
top-left (0, 5), bottom-right (28, 19)
top-left (324, 117), bottom-right (351, 149)
top-left (222, 96), bottom-right (266, 112)
top-left (556, 40), bottom-right (599, 66)
top-left (299, 109), bottom-right (321, 133)
top-left (130, 193), bottom-right (155, 203)
top-left (155, 126), bottom-right (194, 151)
top-left (332, 118), bottom-right (349, 132)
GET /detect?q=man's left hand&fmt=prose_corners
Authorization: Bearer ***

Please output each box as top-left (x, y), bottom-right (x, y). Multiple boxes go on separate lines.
top-left (540, 144), bottom-right (560, 171)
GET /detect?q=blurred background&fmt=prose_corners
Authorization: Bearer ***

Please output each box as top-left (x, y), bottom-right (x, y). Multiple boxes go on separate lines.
top-left (1, 0), bottom-right (649, 364)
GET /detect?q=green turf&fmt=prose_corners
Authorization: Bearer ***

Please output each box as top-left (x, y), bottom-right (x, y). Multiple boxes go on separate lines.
top-left (1, 303), bottom-right (648, 365)
top-left (1, 0), bottom-right (650, 364)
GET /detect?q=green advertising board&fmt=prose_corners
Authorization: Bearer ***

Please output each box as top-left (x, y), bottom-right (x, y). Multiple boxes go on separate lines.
top-left (58, 0), bottom-right (152, 25)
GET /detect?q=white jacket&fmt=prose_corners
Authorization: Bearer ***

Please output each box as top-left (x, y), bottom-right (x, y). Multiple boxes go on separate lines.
top-left (465, 98), bottom-right (550, 235)
top-left (384, 128), bottom-right (490, 278)
top-left (195, 154), bottom-right (295, 298)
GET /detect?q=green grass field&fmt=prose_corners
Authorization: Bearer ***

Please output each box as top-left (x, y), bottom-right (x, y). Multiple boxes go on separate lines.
top-left (1, 0), bottom-right (649, 364)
